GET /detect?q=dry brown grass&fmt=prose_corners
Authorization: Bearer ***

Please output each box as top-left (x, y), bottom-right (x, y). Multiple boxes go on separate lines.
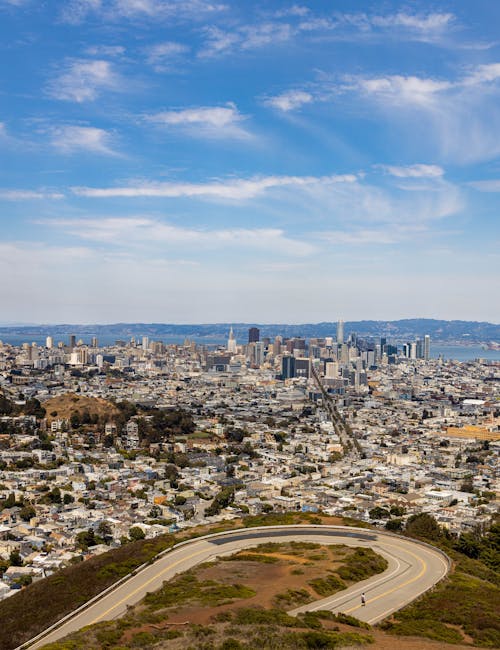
top-left (42, 393), bottom-right (119, 423)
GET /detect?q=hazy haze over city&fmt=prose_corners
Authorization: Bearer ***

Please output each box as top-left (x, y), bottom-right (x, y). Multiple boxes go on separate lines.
top-left (0, 0), bottom-right (499, 323)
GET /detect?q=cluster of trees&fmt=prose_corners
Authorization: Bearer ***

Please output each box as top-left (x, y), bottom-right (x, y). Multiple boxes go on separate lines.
top-left (370, 505), bottom-right (406, 520)
top-left (76, 522), bottom-right (147, 550)
top-left (398, 512), bottom-right (499, 572)
top-left (136, 408), bottom-right (195, 444)
top-left (205, 487), bottom-right (235, 517)
top-left (0, 395), bottom-right (45, 419)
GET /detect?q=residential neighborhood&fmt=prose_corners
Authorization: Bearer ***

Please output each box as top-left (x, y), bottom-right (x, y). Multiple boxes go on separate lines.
top-left (0, 328), bottom-right (498, 598)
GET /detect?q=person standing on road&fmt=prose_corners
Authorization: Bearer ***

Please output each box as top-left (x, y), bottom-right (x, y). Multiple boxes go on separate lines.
top-left (361, 592), bottom-right (366, 606)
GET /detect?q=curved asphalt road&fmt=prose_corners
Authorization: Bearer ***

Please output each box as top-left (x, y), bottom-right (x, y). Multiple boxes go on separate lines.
top-left (26, 525), bottom-right (449, 649)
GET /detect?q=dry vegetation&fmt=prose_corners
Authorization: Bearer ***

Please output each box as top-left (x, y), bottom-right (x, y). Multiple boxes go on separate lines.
top-left (38, 541), bottom-right (382, 650)
top-left (42, 393), bottom-right (119, 423)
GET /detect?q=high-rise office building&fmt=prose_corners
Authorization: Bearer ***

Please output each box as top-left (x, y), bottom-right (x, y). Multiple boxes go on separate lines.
top-left (248, 327), bottom-right (260, 343)
top-left (69, 335), bottom-right (76, 349)
top-left (281, 355), bottom-right (295, 379)
top-left (337, 319), bottom-right (344, 344)
top-left (142, 336), bottom-right (149, 351)
top-left (424, 334), bottom-right (431, 361)
top-left (227, 327), bottom-right (237, 354)
top-left (46, 336), bottom-right (53, 349)
top-left (91, 337), bottom-right (98, 348)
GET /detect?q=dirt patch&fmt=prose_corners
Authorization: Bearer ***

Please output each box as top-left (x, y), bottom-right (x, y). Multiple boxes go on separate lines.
top-left (369, 628), bottom-right (473, 649)
top-left (153, 543), bottom-right (376, 625)
top-left (42, 393), bottom-right (119, 423)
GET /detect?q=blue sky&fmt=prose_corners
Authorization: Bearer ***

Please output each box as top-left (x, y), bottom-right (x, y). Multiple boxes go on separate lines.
top-left (0, 0), bottom-right (499, 324)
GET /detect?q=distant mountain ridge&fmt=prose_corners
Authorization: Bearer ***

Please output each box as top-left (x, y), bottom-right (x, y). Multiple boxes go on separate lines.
top-left (0, 319), bottom-right (498, 344)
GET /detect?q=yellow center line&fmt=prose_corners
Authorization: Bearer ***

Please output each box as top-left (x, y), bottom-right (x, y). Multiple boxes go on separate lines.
top-left (343, 541), bottom-right (427, 617)
top-left (89, 547), bottom-right (209, 624)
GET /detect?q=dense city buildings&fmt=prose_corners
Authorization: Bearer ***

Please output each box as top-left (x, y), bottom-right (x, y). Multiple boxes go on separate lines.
top-left (0, 326), bottom-right (497, 600)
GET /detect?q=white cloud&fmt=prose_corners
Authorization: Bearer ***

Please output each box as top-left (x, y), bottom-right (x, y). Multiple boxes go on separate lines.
top-left (349, 64), bottom-right (500, 163)
top-left (199, 10), bottom-right (455, 58)
top-left (370, 12), bottom-right (453, 32)
top-left (264, 90), bottom-right (313, 112)
top-left (468, 179), bottom-right (500, 192)
top-left (85, 44), bottom-right (125, 57)
top-left (62, 0), bottom-right (225, 23)
top-left (274, 5), bottom-right (309, 18)
top-left (380, 164), bottom-right (444, 178)
top-left (200, 22), bottom-right (294, 57)
top-left (47, 59), bottom-right (120, 102)
top-left (146, 41), bottom-right (189, 70)
top-left (146, 104), bottom-right (250, 139)
top-left (463, 62), bottom-right (500, 85)
top-left (318, 224), bottom-right (429, 246)
top-left (43, 217), bottom-right (316, 257)
top-left (113, 0), bottom-right (226, 19)
top-left (49, 125), bottom-right (116, 155)
top-left (71, 173), bottom-right (358, 199)
top-left (357, 75), bottom-right (451, 107)
top-left (0, 0), bottom-right (30, 5)
top-left (60, 0), bottom-right (101, 24)
top-left (0, 189), bottom-right (64, 200)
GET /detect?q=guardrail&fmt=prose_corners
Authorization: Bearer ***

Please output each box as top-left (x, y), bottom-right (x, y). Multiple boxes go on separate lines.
top-left (17, 524), bottom-right (451, 649)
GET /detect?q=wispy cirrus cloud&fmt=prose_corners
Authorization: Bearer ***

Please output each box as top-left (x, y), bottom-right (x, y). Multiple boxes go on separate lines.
top-left (49, 125), bottom-right (117, 155)
top-left (145, 103), bottom-right (250, 139)
top-left (200, 22), bottom-right (293, 57)
top-left (145, 41), bottom-right (189, 71)
top-left (264, 90), bottom-right (313, 112)
top-left (0, 189), bottom-right (64, 200)
top-left (47, 59), bottom-right (121, 102)
top-left (0, 0), bottom-right (30, 6)
top-left (200, 10), bottom-right (456, 57)
top-left (42, 217), bottom-right (316, 257)
top-left (468, 179), bottom-right (500, 192)
top-left (317, 223), bottom-right (429, 246)
top-left (71, 173), bottom-right (358, 200)
top-left (378, 164), bottom-right (444, 178)
top-left (331, 63), bottom-right (500, 164)
top-left (61, 0), bottom-right (225, 24)
top-left (85, 44), bottom-right (125, 57)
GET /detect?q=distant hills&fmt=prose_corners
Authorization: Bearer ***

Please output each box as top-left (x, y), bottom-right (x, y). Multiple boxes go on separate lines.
top-left (0, 319), bottom-right (498, 345)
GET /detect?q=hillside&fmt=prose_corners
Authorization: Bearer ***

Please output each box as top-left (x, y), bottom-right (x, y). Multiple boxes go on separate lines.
top-left (42, 394), bottom-right (120, 424)
top-left (0, 318), bottom-right (499, 344)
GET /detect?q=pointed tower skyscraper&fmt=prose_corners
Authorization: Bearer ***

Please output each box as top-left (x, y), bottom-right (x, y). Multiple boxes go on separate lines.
top-left (227, 326), bottom-right (237, 353)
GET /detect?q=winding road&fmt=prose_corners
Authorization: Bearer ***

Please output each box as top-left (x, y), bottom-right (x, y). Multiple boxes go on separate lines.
top-left (24, 525), bottom-right (450, 649)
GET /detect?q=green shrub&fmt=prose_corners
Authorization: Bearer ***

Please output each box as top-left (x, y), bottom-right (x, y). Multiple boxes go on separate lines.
top-left (309, 574), bottom-right (346, 596)
top-left (233, 607), bottom-right (299, 627)
top-left (130, 630), bottom-right (156, 647)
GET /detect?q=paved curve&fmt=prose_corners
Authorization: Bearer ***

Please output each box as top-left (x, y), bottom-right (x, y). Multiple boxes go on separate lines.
top-left (25, 525), bottom-right (449, 649)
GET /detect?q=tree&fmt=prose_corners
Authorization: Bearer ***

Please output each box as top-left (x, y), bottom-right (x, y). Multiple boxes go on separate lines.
top-left (19, 505), bottom-right (36, 522)
top-left (70, 412), bottom-right (81, 429)
top-left (76, 528), bottom-right (97, 550)
top-left (369, 506), bottom-right (391, 519)
top-left (9, 550), bottom-right (23, 566)
top-left (456, 532), bottom-right (480, 559)
top-left (97, 520), bottom-right (113, 541)
top-left (129, 526), bottom-right (145, 541)
top-left (405, 513), bottom-right (441, 541)
top-left (385, 518), bottom-right (403, 531)
top-left (149, 505), bottom-right (162, 518)
top-left (205, 487), bottom-right (234, 517)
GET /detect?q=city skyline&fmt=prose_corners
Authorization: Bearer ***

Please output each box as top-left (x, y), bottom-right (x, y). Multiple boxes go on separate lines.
top-left (0, 1), bottom-right (499, 323)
